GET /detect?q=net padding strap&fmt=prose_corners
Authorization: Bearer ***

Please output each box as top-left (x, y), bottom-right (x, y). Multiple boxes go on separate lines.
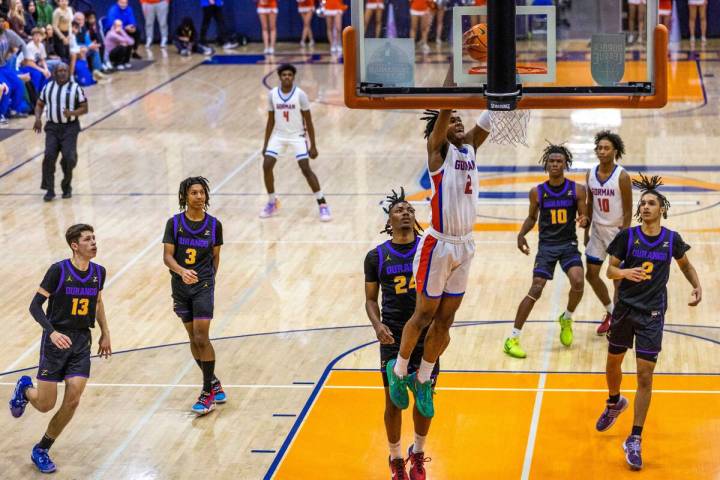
top-left (488, 109), bottom-right (531, 147)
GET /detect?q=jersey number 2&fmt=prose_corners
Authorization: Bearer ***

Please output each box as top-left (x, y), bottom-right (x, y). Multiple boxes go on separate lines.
top-left (597, 198), bottom-right (610, 213)
top-left (465, 175), bottom-right (473, 195)
top-left (283, 111), bottom-right (290, 122)
top-left (71, 298), bottom-right (89, 316)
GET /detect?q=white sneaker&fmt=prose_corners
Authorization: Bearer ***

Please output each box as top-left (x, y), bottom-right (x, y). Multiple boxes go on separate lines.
top-left (222, 41), bottom-right (239, 50)
top-left (259, 200), bottom-right (280, 218)
top-left (160, 38), bottom-right (167, 48)
top-left (263, 47), bottom-right (270, 54)
top-left (268, 47), bottom-right (274, 54)
top-left (116, 64), bottom-right (125, 70)
top-left (124, 63), bottom-right (132, 69)
top-left (309, 39), bottom-right (315, 46)
top-left (145, 41), bottom-right (152, 49)
top-left (319, 204), bottom-right (332, 222)
top-left (421, 43), bottom-right (430, 53)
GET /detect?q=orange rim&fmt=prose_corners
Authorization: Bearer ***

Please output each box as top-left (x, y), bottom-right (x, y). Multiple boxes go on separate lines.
top-left (468, 65), bottom-right (548, 75)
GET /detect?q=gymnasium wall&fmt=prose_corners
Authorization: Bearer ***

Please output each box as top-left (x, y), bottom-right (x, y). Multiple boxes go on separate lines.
top-left (87, 0), bottom-right (719, 44)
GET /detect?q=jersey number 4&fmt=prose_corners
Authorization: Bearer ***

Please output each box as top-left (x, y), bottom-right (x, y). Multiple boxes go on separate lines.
top-left (71, 298), bottom-right (89, 316)
top-left (283, 111), bottom-right (290, 122)
top-left (394, 276), bottom-right (416, 294)
top-left (597, 198), bottom-right (610, 213)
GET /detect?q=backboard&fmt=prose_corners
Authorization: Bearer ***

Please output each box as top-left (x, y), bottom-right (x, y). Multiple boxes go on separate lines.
top-left (344, 0), bottom-right (667, 110)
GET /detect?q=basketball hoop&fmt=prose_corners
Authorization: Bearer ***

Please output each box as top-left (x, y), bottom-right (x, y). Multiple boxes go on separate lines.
top-left (488, 109), bottom-right (531, 147)
top-left (467, 65), bottom-right (548, 76)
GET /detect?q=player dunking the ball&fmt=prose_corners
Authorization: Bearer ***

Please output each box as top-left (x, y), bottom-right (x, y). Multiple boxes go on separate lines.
top-left (260, 63), bottom-right (331, 221)
top-left (365, 188), bottom-right (438, 480)
top-left (163, 177), bottom-right (226, 415)
top-left (9, 224), bottom-right (112, 474)
top-left (386, 89), bottom-right (490, 419)
top-left (595, 174), bottom-right (701, 471)
top-left (584, 131), bottom-right (632, 335)
top-left (504, 143), bottom-right (589, 358)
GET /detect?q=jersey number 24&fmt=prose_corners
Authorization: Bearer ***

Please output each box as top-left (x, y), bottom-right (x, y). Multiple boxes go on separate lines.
top-left (394, 276), bottom-right (416, 294)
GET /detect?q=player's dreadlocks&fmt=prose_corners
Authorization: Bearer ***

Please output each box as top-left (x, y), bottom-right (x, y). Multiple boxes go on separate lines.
top-left (421, 109), bottom-right (440, 139)
top-left (381, 187), bottom-right (424, 236)
top-left (538, 142), bottom-right (573, 171)
top-left (594, 130), bottom-right (626, 159)
top-left (178, 176), bottom-right (210, 211)
top-left (632, 173), bottom-right (670, 221)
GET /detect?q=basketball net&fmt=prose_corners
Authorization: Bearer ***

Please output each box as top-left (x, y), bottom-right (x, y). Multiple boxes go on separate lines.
top-left (488, 109), bottom-right (531, 147)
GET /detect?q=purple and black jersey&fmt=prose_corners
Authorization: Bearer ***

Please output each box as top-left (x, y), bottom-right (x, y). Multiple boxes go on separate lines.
top-left (163, 213), bottom-right (223, 282)
top-left (537, 179), bottom-right (579, 245)
top-left (39, 260), bottom-right (106, 330)
top-left (607, 226), bottom-right (690, 313)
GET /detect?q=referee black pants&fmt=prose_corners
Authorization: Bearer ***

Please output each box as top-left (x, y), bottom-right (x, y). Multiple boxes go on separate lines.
top-left (200, 5), bottom-right (227, 45)
top-left (41, 121), bottom-right (80, 195)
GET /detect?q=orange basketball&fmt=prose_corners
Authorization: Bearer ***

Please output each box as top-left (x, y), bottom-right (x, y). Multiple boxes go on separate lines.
top-left (463, 23), bottom-right (488, 62)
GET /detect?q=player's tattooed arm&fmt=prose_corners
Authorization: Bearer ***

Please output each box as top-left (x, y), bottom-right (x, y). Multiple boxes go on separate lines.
top-left (575, 184), bottom-right (589, 228)
top-left (517, 187), bottom-right (540, 255)
top-left (96, 292), bottom-right (112, 359)
top-left (619, 170), bottom-right (633, 228)
top-left (676, 255), bottom-right (702, 306)
top-left (365, 282), bottom-right (394, 344)
top-left (606, 255), bottom-right (645, 282)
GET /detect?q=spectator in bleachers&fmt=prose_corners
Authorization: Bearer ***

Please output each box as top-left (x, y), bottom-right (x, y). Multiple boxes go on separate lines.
top-left (9, 0), bottom-right (30, 41)
top-left (107, 0), bottom-right (141, 59)
top-left (364, 0), bottom-right (383, 39)
top-left (0, 0), bottom-right (8, 19)
top-left (0, 23), bottom-right (33, 117)
top-left (36, 0), bottom-right (54, 28)
top-left (324, 0), bottom-right (347, 53)
top-left (297, 0), bottom-right (315, 46)
top-left (84, 11), bottom-right (108, 70)
top-left (52, 0), bottom-right (73, 60)
top-left (20, 27), bottom-right (52, 94)
top-left (104, 18), bottom-right (133, 70)
top-left (174, 16), bottom-right (213, 56)
top-left (74, 12), bottom-right (106, 80)
top-left (256, 0), bottom-right (278, 54)
top-left (688, 0), bottom-right (707, 45)
top-left (25, 2), bottom-right (38, 36)
top-left (141, 0), bottom-right (169, 49)
top-left (43, 23), bottom-right (62, 66)
top-left (200, 0), bottom-right (238, 50)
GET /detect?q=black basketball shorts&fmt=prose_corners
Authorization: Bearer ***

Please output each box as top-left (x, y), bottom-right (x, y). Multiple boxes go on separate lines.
top-left (37, 329), bottom-right (92, 382)
top-left (171, 277), bottom-right (215, 323)
top-left (533, 242), bottom-right (583, 280)
top-left (607, 302), bottom-right (665, 362)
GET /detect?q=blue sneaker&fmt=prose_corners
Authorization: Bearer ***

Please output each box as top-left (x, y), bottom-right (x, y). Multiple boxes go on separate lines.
top-left (212, 380), bottom-right (226, 404)
top-left (623, 435), bottom-right (643, 470)
top-left (9, 375), bottom-right (33, 418)
top-left (31, 445), bottom-right (56, 473)
top-left (191, 391), bottom-right (215, 415)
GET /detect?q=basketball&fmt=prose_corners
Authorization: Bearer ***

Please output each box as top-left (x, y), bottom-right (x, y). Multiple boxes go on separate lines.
top-left (463, 23), bottom-right (488, 62)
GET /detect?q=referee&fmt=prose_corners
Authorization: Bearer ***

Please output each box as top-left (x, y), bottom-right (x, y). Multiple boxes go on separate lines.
top-left (33, 63), bottom-right (88, 202)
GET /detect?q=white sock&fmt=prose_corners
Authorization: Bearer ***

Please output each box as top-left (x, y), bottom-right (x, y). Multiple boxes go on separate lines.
top-left (417, 359), bottom-right (435, 384)
top-left (564, 309), bottom-right (573, 320)
top-left (605, 302), bottom-right (614, 314)
top-left (510, 328), bottom-right (522, 339)
top-left (394, 355), bottom-right (409, 378)
top-left (413, 433), bottom-right (427, 453)
top-left (268, 193), bottom-right (276, 203)
top-left (314, 191), bottom-right (324, 200)
top-left (389, 440), bottom-right (403, 460)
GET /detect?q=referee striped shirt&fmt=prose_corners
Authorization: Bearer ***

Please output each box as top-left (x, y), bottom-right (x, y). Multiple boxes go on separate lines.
top-left (39, 80), bottom-right (87, 124)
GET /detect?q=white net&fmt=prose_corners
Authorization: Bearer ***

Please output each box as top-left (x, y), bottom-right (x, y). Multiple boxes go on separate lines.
top-left (488, 109), bottom-right (531, 147)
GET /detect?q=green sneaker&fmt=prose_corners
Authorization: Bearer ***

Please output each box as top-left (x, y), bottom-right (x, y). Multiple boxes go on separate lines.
top-left (559, 313), bottom-right (574, 347)
top-left (386, 359), bottom-right (409, 409)
top-left (503, 337), bottom-right (527, 358)
top-left (407, 373), bottom-right (435, 418)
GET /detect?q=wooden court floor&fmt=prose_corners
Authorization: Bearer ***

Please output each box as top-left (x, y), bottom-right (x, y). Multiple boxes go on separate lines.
top-left (0, 40), bottom-right (719, 479)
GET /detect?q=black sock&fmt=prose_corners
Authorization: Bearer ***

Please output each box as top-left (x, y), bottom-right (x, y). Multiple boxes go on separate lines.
top-left (631, 425), bottom-right (643, 437)
top-left (316, 198), bottom-right (326, 205)
top-left (201, 360), bottom-right (215, 393)
top-left (195, 358), bottom-right (219, 383)
top-left (608, 394), bottom-right (621, 405)
top-left (38, 434), bottom-right (55, 451)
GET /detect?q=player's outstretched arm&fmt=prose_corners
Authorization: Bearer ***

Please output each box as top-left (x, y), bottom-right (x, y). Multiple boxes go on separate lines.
top-left (517, 187), bottom-right (540, 255)
top-left (96, 292), bottom-right (112, 359)
top-left (676, 255), bottom-right (702, 306)
top-left (619, 170), bottom-right (633, 228)
top-left (465, 111), bottom-right (491, 152)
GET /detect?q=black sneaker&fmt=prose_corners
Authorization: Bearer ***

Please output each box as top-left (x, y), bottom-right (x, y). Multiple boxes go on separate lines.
top-left (62, 191), bottom-right (72, 199)
top-left (43, 192), bottom-right (56, 202)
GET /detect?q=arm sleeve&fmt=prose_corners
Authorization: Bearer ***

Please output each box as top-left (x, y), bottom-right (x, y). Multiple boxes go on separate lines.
top-left (364, 250), bottom-right (379, 283)
top-left (672, 232), bottom-right (691, 259)
top-left (267, 90), bottom-right (274, 111)
top-left (299, 90), bottom-right (311, 111)
top-left (606, 228), bottom-right (629, 261)
top-left (215, 220), bottom-right (223, 246)
top-left (39, 263), bottom-right (62, 293)
top-left (162, 218), bottom-right (175, 244)
top-left (29, 293), bottom-right (54, 332)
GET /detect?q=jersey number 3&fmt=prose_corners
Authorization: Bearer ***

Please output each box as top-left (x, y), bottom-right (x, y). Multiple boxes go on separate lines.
top-left (185, 248), bottom-right (197, 265)
top-left (71, 298), bottom-right (89, 316)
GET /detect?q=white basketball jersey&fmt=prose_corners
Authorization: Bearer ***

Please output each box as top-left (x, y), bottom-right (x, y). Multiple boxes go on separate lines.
top-left (268, 86), bottom-right (310, 139)
top-left (588, 164), bottom-right (625, 226)
top-left (428, 143), bottom-right (478, 236)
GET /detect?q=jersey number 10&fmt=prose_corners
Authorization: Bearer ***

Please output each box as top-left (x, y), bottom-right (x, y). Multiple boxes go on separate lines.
top-left (550, 208), bottom-right (568, 224)
top-left (597, 198), bottom-right (610, 213)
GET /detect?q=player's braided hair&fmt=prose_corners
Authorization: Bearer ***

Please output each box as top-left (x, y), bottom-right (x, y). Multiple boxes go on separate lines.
top-left (381, 187), bottom-right (423, 236)
top-left (594, 130), bottom-right (625, 159)
top-left (421, 109), bottom-right (440, 139)
top-left (178, 176), bottom-right (210, 211)
top-left (539, 142), bottom-right (573, 171)
top-left (632, 173), bottom-right (670, 221)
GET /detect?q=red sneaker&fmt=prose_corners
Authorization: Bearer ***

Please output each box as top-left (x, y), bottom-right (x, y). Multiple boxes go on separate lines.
top-left (407, 445), bottom-right (431, 480)
top-left (596, 312), bottom-right (612, 335)
top-left (389, 456), bottom-right (408, 480)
